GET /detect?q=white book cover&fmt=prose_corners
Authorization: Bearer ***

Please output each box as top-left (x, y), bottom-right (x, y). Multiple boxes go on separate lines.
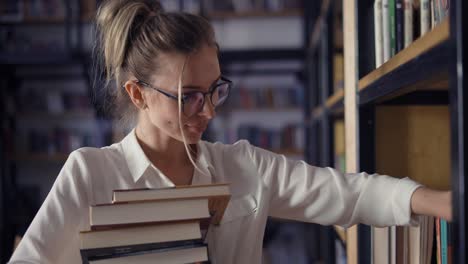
top-left (374, 0), bottom-right (384, 67)
top-left (404, 0), bottom-right (413, 48)
top-left (431, 0), bottom-right (437, 28)
top-left (382, 0), bottom-right (391, 62)
top-left (420, 0), bottom-right (431, 35)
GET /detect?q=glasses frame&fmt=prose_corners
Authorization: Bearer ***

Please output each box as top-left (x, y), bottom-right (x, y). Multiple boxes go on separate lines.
top-left (135, 76), bottom-right (233, 117)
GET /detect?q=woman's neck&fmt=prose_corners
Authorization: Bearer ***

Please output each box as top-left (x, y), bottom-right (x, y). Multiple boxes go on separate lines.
top-left (135, 124), bottom-right (195, 167)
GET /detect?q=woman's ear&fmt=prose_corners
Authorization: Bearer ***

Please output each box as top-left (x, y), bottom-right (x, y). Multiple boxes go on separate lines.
top-left (124, 80), bottom-right (147, 110)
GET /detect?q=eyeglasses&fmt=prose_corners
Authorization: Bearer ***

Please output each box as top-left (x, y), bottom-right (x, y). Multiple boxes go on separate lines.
top-left (135, 76), bottom-right (232, 117)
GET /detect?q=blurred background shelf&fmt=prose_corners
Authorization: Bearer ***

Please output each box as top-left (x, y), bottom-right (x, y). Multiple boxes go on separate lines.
top-left (207, 9), bottom-right (302, 20)
top-left (10, 153), bottom-right (69, 163)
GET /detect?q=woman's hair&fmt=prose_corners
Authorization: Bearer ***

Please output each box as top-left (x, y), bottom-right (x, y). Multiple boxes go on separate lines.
top-left (94, 0), bottom-right (216, 123)
top-left (93, 0), bottom-right (217, 172)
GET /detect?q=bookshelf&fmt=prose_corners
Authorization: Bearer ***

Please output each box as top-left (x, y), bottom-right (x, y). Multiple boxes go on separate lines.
top-left (0, 1), bottom-right (104, 262)
top-left (304, 0), bottom-right (346, 263)
top-left (335, 0), bottom-right (467, 264)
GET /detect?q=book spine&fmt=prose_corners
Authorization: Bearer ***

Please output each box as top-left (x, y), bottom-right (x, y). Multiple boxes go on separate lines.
top-left (396, 0), bottom-right (404, 52)
top-left (82, 240), bottom-right (206, 261)
top-left (436, 217), bottom-right (441, 264)
top-left (389, 0), bottom-right (396, 56)
top-left (403, 0), bottom-right (413, 48)
top-left (441, 219), bottom-right (448, 264)
top-left (382, 0), bottom-right (391, 61)
top-left (438, 0), bottom-right (449, 21)
top-left (420, 0), bottom-right (430, 35)
top-left (431, 0), bottom-right (437, 28)
top-left (447, 222), bottom-right (452, 264)
top-left (374, 0), bottom-right (384, 67)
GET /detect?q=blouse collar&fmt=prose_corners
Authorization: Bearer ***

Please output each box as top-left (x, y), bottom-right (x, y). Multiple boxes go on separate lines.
top-left (121, 128), bottom-right (213, 186)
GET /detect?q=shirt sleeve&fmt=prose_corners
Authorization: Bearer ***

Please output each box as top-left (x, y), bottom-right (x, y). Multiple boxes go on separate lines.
top-left (8, 149), bottom-right (91, 264)
top-left (246, 143), bottom-right (422, 228)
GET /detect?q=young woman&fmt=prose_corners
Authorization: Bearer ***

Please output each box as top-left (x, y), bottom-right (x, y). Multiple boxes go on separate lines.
top-left (9, 0), bottom-right (452, 263)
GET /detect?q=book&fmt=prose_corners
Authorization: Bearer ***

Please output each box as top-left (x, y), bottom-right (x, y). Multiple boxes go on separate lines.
top-left (372, 227), bottom-right (389, 264)
top-left (80, 221), bottom-right (203, 253)
top-left (81, 239), bottom-right (205, 262)
top-left (389, 0), bottom-right (397, 56)
top-left (407, 215), bottom-right (434, 264)
top-left (112, 183), bottom-right (231, 226)
top-left (374, 0), bottom-right (384, 67)
top-left (431, 0), bottom-right (437, 28)
top-left (437, 0), bottom-right (449, 22)
top-left (90, 198), bottom-right (211, 230)
top-left (382, 0), bottom-right (391, 61)
top-left (86, 245), bottom-right (209, 264)
top-left (403, 0), bottom-right (414, 48)
top-left (420, 0), bottom-right (430, 35)
top-left (440, 218), bottom-right (448, 264)
top-left (396, 0), bottom-right (405, 52)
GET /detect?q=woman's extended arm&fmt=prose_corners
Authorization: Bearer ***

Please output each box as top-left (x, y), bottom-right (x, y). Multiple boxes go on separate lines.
top-left (410, 187), bottom-right (452, 221)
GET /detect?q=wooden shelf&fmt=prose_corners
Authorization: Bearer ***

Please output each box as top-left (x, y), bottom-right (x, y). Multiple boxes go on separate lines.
top-left (326, 89), bottom-right (344, 113)
top-left (207, 9), bottom-right (302, 20)
top-left (311, 90), bottom-right (345, 122)
top-left (358, 18), bottom-right (450, 105)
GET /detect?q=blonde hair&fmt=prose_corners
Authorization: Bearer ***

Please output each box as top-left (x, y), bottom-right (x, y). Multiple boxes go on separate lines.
top-left (93, 0), bottom-right (217, 176)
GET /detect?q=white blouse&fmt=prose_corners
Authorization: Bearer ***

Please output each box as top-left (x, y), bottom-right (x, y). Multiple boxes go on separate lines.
top-left (9, 128), bottom-right (421, 264)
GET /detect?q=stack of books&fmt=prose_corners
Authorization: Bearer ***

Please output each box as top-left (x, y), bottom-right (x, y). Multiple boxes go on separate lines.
top-left (79, 183), bottom-right (231, 264)
top-left (373, 0), bottom-right (450, 67)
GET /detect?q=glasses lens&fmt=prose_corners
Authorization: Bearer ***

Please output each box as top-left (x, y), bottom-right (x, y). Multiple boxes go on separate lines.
top-left (183, 92), bottom-right (204, 116)
top-left (211, 83), bottom-right (230, 107)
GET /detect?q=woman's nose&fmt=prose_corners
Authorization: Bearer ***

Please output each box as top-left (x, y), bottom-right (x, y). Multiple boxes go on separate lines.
top-left (199, 96), bottom-right (216, 119)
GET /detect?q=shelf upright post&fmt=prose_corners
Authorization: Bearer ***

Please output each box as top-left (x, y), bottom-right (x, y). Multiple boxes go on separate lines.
top-left (450, 0), bottom-right (467, 263)
top-left (343, 0), bottom-right (360, 263)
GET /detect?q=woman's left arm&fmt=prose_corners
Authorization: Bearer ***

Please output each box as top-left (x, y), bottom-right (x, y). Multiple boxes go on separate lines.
top-left (410, 187), bottom-right (452, 221)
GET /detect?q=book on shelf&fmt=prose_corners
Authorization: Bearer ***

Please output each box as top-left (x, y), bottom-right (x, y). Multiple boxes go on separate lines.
top-left (403, 0), bottom-right (414, 48)
top-left (372, 215), bottom-right (454, 264)
top-left (375, 0), bottom-right (384, 67)
top-left (389, 0), bottom-right (397, 56)
top-left (420, 0), bottom-right (430, 35)
top-left (84, 244), bottom-right (209, 264)
top-left (374, 0), bottom-right (447, 67)
top-left (396, 0), bottom-right (405, 52)
top-left (382, 0), bottom-right (391, 62)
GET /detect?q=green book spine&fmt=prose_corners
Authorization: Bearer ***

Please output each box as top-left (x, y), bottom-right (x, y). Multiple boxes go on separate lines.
top-left (441, 219), bottom-right (448, 264)
top-left (389, 0), bottom-right (396, 56)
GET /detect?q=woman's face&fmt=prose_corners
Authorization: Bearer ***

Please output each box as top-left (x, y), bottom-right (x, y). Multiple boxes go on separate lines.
top-left (141, 44), bottom-right (221, 144)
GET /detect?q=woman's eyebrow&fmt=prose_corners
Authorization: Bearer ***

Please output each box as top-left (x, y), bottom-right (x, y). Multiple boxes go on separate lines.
top-left (182, 75), bottom-right (221, 90)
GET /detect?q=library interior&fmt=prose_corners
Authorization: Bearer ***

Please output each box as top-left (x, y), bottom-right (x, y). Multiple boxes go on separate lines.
top-left (0, 0), bottom-right (466, 263)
